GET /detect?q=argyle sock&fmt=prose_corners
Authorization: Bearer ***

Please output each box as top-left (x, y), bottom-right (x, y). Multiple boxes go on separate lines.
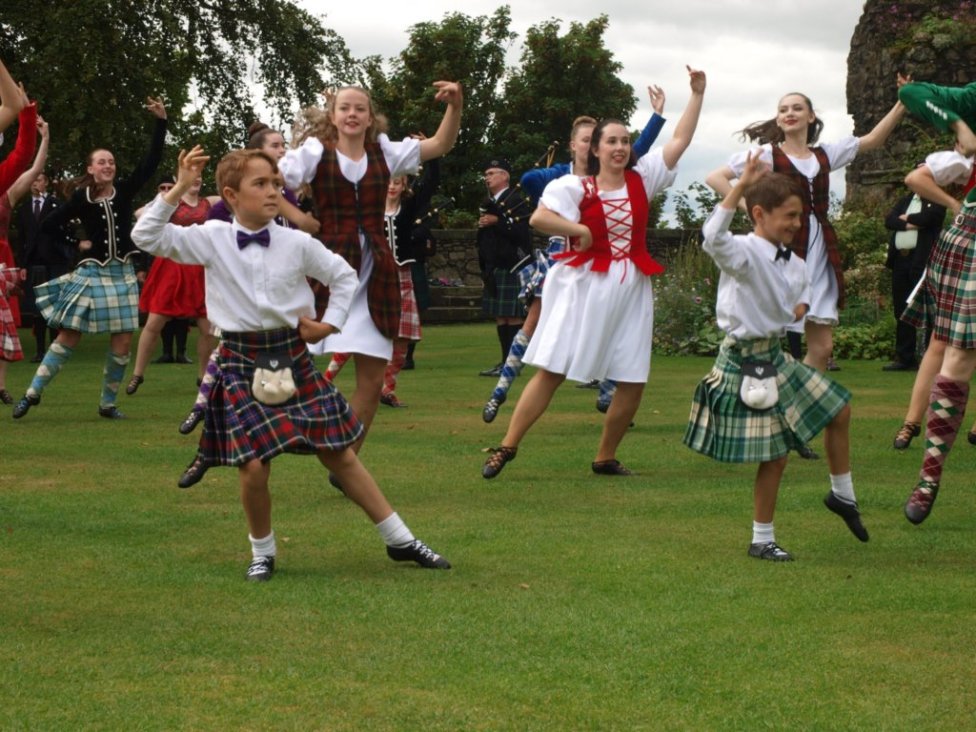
top-left (382, 341), bottom-right (409, 396)
top-left (27, 341), bottom-right (74, 398)
top-left (324, 352), bottom-right (351, 384)
top-left (491, 329), bottom-right (529, 401)
top-left (597, 379), bottom-right (618, 409)
top-left (191, 349), bottom-right (220, 412)
top-left (919, 375), bottom-right (969, 485)
top-left (99, 351), bottom-right (130, 408)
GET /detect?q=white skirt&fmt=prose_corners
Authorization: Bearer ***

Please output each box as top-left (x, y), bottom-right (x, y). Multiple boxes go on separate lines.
top-left (310, 238), bottom-right (394, 360)
top-left (524, 259), bottom-right (653, 383)
top-left (803, 217), bottom-right (839, 325)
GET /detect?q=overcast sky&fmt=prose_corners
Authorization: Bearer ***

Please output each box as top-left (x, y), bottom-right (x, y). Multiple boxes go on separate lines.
top-left (296, 0), bottom-right (869, 213)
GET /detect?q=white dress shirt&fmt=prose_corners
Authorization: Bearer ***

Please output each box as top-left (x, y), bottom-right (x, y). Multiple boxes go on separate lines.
top-left (702, 206), bottom-right (810, 340)
top-left (131, 195), bottom-right (358, 333)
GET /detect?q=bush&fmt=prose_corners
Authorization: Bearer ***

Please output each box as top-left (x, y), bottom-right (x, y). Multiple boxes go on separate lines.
top-left (653, 239), bottom-right (723, 356)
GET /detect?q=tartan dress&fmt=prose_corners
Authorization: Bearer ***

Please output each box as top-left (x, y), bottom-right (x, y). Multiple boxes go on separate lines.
top-left (904, 195), bottom-right (976, 348)
top-left (0, 265), bottom-right (23, 361)
top-left (312, 142), bottom-right (400, 339)
top-left (198, 328), bottom-right (364, 467)
top-left (684, 336), bottom-right (851, 463)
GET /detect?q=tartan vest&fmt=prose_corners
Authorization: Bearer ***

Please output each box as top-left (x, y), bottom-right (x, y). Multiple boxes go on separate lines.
top-left (771, 145), bottom-right (845, 308)
top-left (312, 141), bottom-right (401, 338)
top-left (554, 169), bottom-right (665, 276)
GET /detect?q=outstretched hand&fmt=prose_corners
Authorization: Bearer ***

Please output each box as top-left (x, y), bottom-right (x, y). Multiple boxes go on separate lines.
top-left (648, 85), bottom-right (665, 115)
top-left (36, 115), bottom-right (48, 138)
top-left (174, 146), bottom-right (210, 196)
top-left (146, 96), bottom-right (167, 119)
top-left (687, 66), bottom-right (706, 94)
top-left (896, 72), bottom-right (913, 88)
top-left (432, 81), bottom-right (463, 108)
top-left (738, 150), bottom-right (768, 187)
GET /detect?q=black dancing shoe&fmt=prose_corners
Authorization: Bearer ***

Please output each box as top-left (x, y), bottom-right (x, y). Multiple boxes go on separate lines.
top-left (591, 459), bottom-right (634, 476)
top-left (0, 389), bottom-right (13, 405)
top-left (380, 392), bottom-right (407, 408)
top-left (824, 492), bottom-right (869, 542)
top-left (968, 428), bottom-right (976, 446)
top-left (175, 354), bottom-right (193, 364)
top-left (576, 379), bottom-right (601, 389)
top-left (125, 374), bottom-right (144, 395)
top-left (98, 405), bottom-right (126, 420)
top-left (12, 393), bottom-right (40, 419)
top-left (893, 421), bottom-right (921, 450)
top-left (748, 541), bottom-right (794, 561)
top-left (478, 363), bottom-right (503, 377)
top-left (177, 453), bottom-right (207, 489)
top-left (178, 409), bottom-right (204, 435)
top-left (795, 443), bottom-right (820, 460)
top-left (482, 394), bottom-right (505, 423)
top-left (904, 480), bottom-right (939, 525)
top-left (386, 539), bottom-right (451, 569)
top-left (245, 555), bottom-right (275, 581)
top-left (482, 445), bottom-right (517, 479)
top-left (153, 354), bottom-right (175, 364)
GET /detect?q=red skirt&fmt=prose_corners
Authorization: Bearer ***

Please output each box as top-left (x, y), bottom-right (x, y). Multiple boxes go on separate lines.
top-left (0, 239), bottom-right (20, 327)
top-left (139, 257), bottom-right (206, 318)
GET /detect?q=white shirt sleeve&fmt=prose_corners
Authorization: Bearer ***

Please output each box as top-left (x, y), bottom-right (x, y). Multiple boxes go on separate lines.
top-left (538, 174), bottom-right (585, 223)
top-left (728, 145), bottom-right (773, 178)
top-left (925, 150), bottom-right (974, 187)
top-left (702, 205), bottom-right (749, 276)
top-left (301, 240), bottom-right (358, 330)
top-left (380, 136), bottom-right (422, 178)
top-left (131, 195), bottom-right (215, 265)
top-left (279, 137), bottom-right (325, 191)
top-left (633, 147), bottom-right (678, 200)
top-left (818, 135), bottom-right (860, 171)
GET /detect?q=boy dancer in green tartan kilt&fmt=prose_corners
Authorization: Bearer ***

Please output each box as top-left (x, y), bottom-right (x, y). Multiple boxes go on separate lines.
top-left (684, 153), bottom-right (869, 561)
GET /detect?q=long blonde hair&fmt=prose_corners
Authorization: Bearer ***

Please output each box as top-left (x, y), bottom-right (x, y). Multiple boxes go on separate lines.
top-left (293, 86), bottom-right (381, 146)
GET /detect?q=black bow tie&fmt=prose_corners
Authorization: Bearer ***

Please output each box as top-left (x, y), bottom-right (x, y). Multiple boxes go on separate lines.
top-left (775, 247), bottom-right (792, 262)
top-left (237, 229), bottom-right (271, 249)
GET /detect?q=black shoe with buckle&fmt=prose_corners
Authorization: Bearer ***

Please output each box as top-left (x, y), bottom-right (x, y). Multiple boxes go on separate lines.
top-left (245, 555), bottom-right (275, 581)
top-left (125, 374), bottom-right (144, 395)
top-left (178, 409), bottom-right (204, 435)
top-left (905, 480), bottom-right (939, 525)
top-left (98, 405), bottom-right (126, 420)
top-left (386, 539), bottom-right (451, 569)
top-left (591, 459), bottom-right (634, 476)
top-left (893, 421), bottom-right (921, 450)
top-left (824, 492), bottom-right (869, 542)
top-left (748, 541), bottom-right (794, 561)
top-left (178, 453), bottom-right (207, 489)
top-left (12, 393), bottom-right (40, 419)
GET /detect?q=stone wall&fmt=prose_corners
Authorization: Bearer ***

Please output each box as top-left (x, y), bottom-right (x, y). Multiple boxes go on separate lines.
top-left (846, 0), bottom-right (976, 207)
top-left (426, 228), bottom-right (701, 286)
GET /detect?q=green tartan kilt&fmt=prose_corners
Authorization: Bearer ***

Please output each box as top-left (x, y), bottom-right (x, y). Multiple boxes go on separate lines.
top-left (482, 267), bottom-right (526, 318)
top-left (683, 336), bottom-right (851, 463)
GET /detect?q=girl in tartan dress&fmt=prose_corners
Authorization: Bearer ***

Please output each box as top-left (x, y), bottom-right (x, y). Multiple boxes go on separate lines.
top-left (132, 146), bottom-right (450, 580)
top-left (12, 97), bottom-right (167, 420)
top-left (684, 153), bottom-right (868, 561)
top-left (279, 83), bottom-right (461, 482)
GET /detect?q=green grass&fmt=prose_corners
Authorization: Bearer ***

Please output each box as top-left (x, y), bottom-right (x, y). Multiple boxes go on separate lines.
top-left (3, 324), bottom-right (975, 730)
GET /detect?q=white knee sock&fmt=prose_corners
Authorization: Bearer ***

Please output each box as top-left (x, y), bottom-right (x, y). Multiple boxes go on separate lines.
top-left (752, 521), bottom-right (775, 545)
top-left (249, 531), bottom-right (276, 558)
top-left (376, 512), bottom-right (414, 547)
top-left (830, 472), bottom-right (856, 503)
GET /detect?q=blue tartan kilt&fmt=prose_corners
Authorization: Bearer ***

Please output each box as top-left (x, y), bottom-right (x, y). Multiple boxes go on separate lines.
top-left (34, 260), bottom-right (139, 333)
top-left (198, 328), bottom-right (364, 468)
top-left (683, 335), bottom-right (851, 463)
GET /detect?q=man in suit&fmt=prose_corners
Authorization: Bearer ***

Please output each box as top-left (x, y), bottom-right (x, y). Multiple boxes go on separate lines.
top-left (882, 187), bottom-right (947, 371)
top-left (476, 157), bottom-right (531, 376)
top-left (16, 172), bottom-right (74, 361)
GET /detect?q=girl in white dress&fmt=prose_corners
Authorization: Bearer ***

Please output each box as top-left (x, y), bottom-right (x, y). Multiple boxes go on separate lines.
top-left (482, 67), bottom-right (706, 479)
top-left (279, 83), bottom-right (461, 463)
top-left (705, 91), bottom-right (905, 372)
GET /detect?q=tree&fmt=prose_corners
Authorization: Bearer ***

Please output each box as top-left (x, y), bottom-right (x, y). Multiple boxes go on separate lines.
top-left (363, 7), bottom-right (516, 220)
top-left (490, 15), bottom-right (637, 177)
top-left (0, 0), bottom-right (355, 184)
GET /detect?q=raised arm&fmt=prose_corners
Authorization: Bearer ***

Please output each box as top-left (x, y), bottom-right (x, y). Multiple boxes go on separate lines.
top-left (418, 82), bottom-right (463, 162)
top-left (858, 100), bottom-right (906, 153)
top-left (0, 100), bottom-right (38, 193)
top-left (662, 67), bottom-right (705, 170)
top-left (0, 58), bottom-right (26, 134)
top-left (7, 115), bottom-right (48, 207)
top-left (633, 85), bottom-right (667, 159)
top-left (125, 97), bottom-right (168, 192)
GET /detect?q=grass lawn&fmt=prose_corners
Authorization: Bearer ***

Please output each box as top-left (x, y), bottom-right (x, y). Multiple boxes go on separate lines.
top-left (2, 323), bottom-right (975, 730)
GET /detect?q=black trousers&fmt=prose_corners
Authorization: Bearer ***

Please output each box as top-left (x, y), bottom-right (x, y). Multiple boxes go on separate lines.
top-left (891, 252), bottom-right (921, 366)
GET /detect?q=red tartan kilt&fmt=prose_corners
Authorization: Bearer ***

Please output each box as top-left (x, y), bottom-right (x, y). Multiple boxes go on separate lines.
top-left (198, 328), bottom-right (364, 467)
top-left (139, 257), bottom-right (207, 318)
